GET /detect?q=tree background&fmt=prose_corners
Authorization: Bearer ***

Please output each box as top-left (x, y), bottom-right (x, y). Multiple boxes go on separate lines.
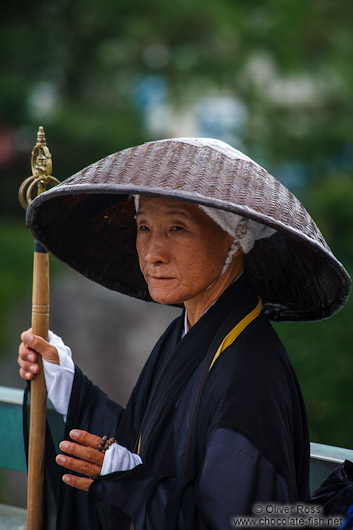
top-left (1, 0), bottom-right (353, 507)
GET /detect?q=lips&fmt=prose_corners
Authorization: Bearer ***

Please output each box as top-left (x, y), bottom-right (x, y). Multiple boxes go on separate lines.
top-left (150, 276), bottom-right (174, 281)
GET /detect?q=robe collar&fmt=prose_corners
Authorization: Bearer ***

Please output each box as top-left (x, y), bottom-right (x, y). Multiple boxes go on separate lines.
top-left (138, 272), bottom-right (258, 458)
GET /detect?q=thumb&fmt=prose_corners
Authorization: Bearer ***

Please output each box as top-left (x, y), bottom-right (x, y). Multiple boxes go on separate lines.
top-left (21, 331), bottom-right (59, 365)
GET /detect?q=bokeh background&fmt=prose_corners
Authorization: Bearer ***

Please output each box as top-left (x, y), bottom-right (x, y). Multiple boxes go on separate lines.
top-left (1, 0), bottom-right (353, 508)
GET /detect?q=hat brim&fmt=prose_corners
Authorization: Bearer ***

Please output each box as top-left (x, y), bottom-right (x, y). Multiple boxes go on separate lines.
top-left (26, 139), bottom-right (351, 322)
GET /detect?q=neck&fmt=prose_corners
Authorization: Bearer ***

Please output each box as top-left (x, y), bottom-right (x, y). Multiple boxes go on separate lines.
top-left (184, 257), bottom-right (244, 328)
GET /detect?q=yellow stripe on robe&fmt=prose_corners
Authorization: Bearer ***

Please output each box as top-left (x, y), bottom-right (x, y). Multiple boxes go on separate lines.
top-left (208, 298), bottom-right (262, 371)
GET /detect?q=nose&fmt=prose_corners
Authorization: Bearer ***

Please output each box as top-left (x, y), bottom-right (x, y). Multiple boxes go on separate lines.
top-left (141, 233), bottom-right (170, 265)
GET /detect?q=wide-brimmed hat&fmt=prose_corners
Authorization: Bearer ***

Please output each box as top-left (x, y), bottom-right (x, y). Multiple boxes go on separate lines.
top-left (26, 138), bottom-right (351, 322)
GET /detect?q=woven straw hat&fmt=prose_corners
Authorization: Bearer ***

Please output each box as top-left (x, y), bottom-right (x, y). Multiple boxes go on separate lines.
top-left (26, 138), bottom-right (350, 322)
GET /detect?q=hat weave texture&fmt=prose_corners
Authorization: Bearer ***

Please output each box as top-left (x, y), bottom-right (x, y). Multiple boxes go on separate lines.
top-left (26, 138), bottom-right (351, 322)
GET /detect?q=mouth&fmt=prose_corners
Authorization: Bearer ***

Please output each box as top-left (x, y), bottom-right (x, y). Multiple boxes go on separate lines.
top-left (148, 275), bottom-right (175, 282)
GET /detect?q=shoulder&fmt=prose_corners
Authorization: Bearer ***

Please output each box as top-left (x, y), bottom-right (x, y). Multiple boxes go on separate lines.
top-left (201, 312), bottom-right (308, 464)
top-left (209, 312), bottom-right (295, 397)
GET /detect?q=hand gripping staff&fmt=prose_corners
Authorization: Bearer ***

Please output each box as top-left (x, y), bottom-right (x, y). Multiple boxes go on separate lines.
top-left (19, 126), bottom-right (60, 530)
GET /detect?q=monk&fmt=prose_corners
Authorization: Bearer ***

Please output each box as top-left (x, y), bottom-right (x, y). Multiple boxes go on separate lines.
top-left (18, 138), bottom-right (350, 529)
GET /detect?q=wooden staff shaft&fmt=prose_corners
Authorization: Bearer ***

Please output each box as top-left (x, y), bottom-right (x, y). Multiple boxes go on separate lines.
top-left (27, 247), bottom-right (50, 530)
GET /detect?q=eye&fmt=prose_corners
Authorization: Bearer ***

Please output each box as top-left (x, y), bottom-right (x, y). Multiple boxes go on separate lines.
top-left (137, 224), bottom-right (149, 232)
top-left (170, 226), bottom-right (184, 232)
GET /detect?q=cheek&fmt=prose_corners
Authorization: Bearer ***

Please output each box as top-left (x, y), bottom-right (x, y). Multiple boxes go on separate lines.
top-left (137, 254), bottom-right (148, 281)
top-left (177, 244), bottom-right (223, 285)
top-left (136, 238), bottom-right (145, 265)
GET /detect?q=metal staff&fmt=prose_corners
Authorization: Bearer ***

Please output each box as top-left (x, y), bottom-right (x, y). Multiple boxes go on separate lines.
top-left (19, 126), bottom-right (60, 530)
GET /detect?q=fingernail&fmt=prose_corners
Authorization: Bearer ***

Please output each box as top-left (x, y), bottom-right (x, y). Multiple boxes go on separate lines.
top-left (62, 474), bottom-right (71, 484)
top-left (60, 441), bottom-right (69, 451)
top-left (25, 372), bottom-right (32, 379)
top-left (24, 332), bottom-right (33, 344)
top-left (56, 454), bottom-right (66, 465)
top-left (29, 366), bottom-right (38, 374)
top-left (28, 354), bottom-right (35, 362)
top-left (70, 429), bottom-right (79, 440)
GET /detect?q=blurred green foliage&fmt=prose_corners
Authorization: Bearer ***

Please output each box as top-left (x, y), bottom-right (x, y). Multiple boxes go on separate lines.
top-left (0, 222), bottom-right (66, 350)
top-left (1, 0), bottom-right (353, 448)
top-left (0, 223), bottom-right (33, 346)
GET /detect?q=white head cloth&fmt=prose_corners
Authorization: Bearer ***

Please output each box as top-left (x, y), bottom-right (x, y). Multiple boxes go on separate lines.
top-left (198, 205), bottom-right (276, 273)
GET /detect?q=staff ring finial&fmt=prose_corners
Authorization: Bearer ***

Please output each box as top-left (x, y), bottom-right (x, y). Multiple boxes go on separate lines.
top-left (18, 126), bottom-right (60, 211)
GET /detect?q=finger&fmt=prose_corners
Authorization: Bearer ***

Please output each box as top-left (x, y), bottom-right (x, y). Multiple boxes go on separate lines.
top-left (18, 351), bottom-right (38, 368)
top-left (59, 440), bottom-right (104, 467)
top-left (20, 331), bottom-right (59, 365)
top-left (18, 341), bottom-right (40, 379)
top-left (18, 360), bottom-right (39, 375)
top-left (18, 342), bottom-right (38, 363)
top-left (69, 429), bottom-right (104, 450)
top-left (20, 331), bottom-right (35, 348)
top-left (18, 345), bottom-right (40, 380)
top-left (56, 454), bottom-right (101, 479)
top-left (19, 367), bottom-right (35, 380)
top-left (18, 329), bottom-right (39, 380)
top-left (62, 474), bottom-right (93, 492)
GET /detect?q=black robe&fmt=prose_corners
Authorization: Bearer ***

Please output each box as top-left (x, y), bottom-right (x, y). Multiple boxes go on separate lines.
top-left (47, 274), bottom-right (310, 529)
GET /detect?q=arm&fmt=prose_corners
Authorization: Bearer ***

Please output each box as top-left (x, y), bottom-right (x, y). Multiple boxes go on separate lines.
top-left (59, 426), bottom-right (292, 530)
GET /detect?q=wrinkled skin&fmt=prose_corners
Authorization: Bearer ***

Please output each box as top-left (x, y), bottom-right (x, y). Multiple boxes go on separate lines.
top-left (136, 197), bottom-right (243, 326)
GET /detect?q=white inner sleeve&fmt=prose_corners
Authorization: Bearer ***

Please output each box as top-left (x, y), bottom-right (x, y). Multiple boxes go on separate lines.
top-left (43, 332), bottom-right (144, 472)
top-left (101, 442), bottom-right (142, 475)
top-left (43, 331), bottom-right (75, 418)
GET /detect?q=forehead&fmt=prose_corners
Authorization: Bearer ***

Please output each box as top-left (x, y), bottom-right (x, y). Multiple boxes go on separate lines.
top-left (137, 196), bottom-right (201, 218)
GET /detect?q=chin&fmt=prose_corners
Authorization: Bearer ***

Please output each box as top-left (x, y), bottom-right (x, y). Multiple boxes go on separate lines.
top-left (148, 290), bottom-right (184, 306)
top-left (150, 295), bottom-right (182, 306)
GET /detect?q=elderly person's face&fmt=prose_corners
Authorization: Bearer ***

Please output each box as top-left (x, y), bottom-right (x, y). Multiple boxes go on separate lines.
top-left (136, 197), bottom-right (243, 325)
